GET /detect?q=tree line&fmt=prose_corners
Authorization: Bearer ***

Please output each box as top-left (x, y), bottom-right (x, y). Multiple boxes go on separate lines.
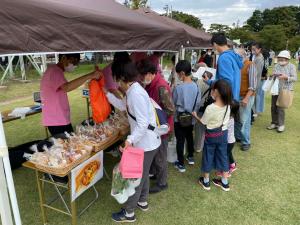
top-left (208, 6), bottom-right (300, 53)
top-left (123, 1), bottom-right (299, 53)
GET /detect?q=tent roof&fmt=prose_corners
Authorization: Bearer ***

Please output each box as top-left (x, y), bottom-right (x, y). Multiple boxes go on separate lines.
top-left (0, 0), bottom-right (192, 56)
top-left (136, 8), bottom-right (212, 49)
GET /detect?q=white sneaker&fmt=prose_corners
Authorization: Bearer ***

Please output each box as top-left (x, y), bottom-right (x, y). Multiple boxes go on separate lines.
top-left (277, 125), bottom-right (285, 133)
top-left (267, 124), bottom-right (277, 130)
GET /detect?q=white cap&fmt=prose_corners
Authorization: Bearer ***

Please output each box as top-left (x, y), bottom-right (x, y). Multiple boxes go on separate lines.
top-left (277, 50), bottom-right (291, 59)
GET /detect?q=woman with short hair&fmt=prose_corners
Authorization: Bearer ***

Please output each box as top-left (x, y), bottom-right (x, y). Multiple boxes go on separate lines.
top-left (107, 61), bottom-right (161, 223)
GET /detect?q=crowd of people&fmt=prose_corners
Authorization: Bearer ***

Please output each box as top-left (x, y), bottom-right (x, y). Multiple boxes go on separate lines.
top-left (40, 33), bottom-right (298, 223)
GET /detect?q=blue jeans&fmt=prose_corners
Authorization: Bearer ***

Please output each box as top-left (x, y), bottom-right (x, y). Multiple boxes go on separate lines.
top-left (235, 96), bottom-right (255, 145)
top-left (202, 128), bottom-right (229, 173)
top-left (254, 80), bottom-right (266, 113)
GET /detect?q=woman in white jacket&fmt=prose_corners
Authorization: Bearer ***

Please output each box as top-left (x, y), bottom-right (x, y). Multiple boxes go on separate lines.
top-left (108, 61), bottom-right (161, 223)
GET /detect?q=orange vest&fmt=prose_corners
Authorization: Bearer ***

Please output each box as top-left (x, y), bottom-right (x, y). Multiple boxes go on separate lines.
top-left (240, 60), bottom-right (253, 97)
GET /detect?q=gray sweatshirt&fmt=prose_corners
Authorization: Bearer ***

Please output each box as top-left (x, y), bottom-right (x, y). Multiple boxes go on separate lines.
top-left (173, 82), bottom-right (201, 123)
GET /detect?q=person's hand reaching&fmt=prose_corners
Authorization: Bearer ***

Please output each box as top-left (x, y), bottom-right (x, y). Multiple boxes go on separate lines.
top-left (119, 140), bottom-right (132, 152)
top-left (92, 70), bottom-right (103, 80)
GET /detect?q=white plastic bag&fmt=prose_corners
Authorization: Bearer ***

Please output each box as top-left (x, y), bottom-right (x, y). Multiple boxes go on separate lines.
top-left (167, 138), bottom-right (177, 163)
top-left (111, 163), bottom-right (141, 204)
top-left (8, 107), bottom-right (31, 119)
top-left (262, 77), bottom-right (274, 92)
top-left (270, 78), bottom-right (279, 95)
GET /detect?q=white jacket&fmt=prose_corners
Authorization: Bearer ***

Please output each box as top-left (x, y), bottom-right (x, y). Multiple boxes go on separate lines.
top-left (107, 82), bottom-right (161, 152)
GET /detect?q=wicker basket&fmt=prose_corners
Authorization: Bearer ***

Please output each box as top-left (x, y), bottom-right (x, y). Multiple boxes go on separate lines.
top-left (93, 132), bottom-right (120, 152)
top-left (33, 152), bottom-right (91, 176)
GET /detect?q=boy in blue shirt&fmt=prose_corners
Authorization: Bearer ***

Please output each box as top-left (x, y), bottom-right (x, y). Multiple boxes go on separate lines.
top-left (204, 33), bottom-right (243, 102)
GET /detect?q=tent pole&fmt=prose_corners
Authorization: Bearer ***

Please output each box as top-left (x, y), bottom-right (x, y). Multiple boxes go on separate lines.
top-left (8, 56), bottom-right (14, 78)
top-left (26, 55), bottom-right (42, 76)
top-left (19, 56), bottom-right (26, 80)
top-left (0, 159), bottom-right (13, 225)
top-left (0, 56), bottom-right (15, 85)
top-left (181, 48), bottom-right (185, 60)
top-left (175, 52), bottom-right (179, 64)
top-left (41, 54), bottom-right (47, 73)
top-left (55, 53), bottom-right (59, 64)
top-left (0, 115), bottom-right (22, 225)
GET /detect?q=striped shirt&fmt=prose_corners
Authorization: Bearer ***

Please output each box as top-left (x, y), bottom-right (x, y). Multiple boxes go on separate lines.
top-left (248, 63), bottom-right (257, 91)
top-left (253, 54), bottom-right (264, 81)
top-left (273, 63), bottom-right (297, 91)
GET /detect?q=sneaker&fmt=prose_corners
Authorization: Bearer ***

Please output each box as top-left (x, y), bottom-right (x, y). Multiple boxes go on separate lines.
top-left (174, 161), bottom-right (186, 173)
top-left (277, 125), bottom-right (285, 133)
top-left (212, 179), bottom-right (230, 192)
top-left (267, 124), bottom-right (277, 130)
top-left (229, 163), bottom-right (237, 173)
top-left (198, 177), bottom-right (211, 191)
top-left (112, 209), bottom-right (136, 223)
top-left (241, 144), bottom-right (251, 151)
top-left (149, 183), bottom-right (168, 194)
top-left (137, 203), bottom-right (149, 212)
top-left (186, 157), bottom-right (195, 165)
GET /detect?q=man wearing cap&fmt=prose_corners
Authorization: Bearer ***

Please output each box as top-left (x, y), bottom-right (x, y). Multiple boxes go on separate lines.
top-left (267, 50), bottom-right (297, 133)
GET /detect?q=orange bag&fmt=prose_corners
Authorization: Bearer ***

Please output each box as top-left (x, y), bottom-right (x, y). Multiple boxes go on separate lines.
top-left (89, 78), bottom-right (111, 123)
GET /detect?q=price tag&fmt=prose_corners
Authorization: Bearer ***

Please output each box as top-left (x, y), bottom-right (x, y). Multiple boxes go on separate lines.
top-left (82, 89), bottom-right (90, 97)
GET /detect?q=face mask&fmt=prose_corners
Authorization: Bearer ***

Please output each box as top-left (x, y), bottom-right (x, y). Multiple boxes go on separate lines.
top-left (207, 52), bottom-right (212, 56)
top-left (278, 61), bottom-right (288, 66)
top-left (143, 79), bottom-right (152, 86)
top-left (64, 63), bottom-right (76, 72)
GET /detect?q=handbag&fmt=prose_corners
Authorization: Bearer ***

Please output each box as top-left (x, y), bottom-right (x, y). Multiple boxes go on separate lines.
top-left (178, 90), bottom-right (199, 127)
top-left (199, 88), bottom-right (215, 113)
top-left (276, 89), bottom-right (294, 109)
top-left (119, 147), bottom-right (144, 179)
top-left (127, 98), bottom-right (168, 134)
top-left (270, 78), bottom-right (279, 96)
top-left (262, 77), bottom-right (275, 92)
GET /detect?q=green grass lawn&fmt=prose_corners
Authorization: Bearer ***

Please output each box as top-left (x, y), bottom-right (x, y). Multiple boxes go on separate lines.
top-left (1, 62), bottom-right (300, 225)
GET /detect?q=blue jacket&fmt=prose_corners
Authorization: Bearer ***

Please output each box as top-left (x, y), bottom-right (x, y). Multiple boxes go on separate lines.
top-left (211, 50), bottom-right (243, 101)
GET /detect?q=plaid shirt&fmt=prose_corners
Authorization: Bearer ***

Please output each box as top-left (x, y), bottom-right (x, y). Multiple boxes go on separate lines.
top-left (273, 63), bottom-right (297, 91)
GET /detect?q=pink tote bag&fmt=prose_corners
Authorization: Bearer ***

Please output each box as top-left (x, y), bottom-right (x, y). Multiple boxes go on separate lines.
top-left (120, 147), bottom-right (144, 179)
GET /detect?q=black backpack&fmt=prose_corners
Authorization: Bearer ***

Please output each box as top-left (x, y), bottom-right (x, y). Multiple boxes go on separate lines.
top-left (199, 88), bottom-right (215, 114)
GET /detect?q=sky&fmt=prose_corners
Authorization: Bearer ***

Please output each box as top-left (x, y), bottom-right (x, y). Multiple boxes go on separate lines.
top-left (116, 0), bottom-right (300, 29)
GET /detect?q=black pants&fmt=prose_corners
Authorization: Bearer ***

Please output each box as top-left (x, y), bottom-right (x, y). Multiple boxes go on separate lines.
top-left (227, 143), bottom-right (235, 165)
top-left (174, 122), bottom-right (194, 165)
top-left (48, 124), bottom-right (74, 136)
